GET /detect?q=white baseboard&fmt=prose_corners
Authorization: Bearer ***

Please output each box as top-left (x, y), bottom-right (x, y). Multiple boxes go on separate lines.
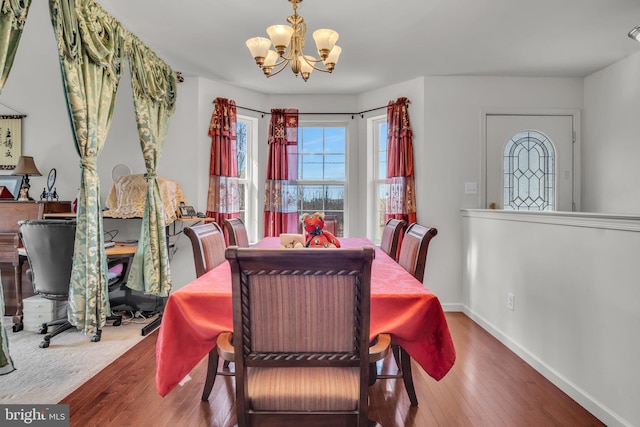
top-left (460, 305), bottom-right (631, 427)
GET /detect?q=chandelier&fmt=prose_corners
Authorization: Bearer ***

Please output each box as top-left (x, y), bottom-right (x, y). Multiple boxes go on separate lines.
top-left (245, 0), bottom-right (341, 82)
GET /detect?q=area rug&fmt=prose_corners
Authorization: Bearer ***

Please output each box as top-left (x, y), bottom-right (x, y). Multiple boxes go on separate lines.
top-left (0, 313), bottom-right (158, 404)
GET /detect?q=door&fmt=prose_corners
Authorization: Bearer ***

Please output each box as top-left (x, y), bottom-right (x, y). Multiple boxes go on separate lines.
top-left (485, 114), bottom-right (574, 211)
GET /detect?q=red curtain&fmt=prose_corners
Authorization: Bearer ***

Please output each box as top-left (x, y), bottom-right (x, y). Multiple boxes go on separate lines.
top-left (385, 97), bottom-right (417, 225)
top-left (263, 108), bottom-right (299, 237)
top-left (206, 97), bottom-right (239, 224)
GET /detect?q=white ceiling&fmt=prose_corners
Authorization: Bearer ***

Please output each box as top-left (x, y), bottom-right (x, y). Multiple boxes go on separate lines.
top-left (99, 0), bottom-right (640, 95)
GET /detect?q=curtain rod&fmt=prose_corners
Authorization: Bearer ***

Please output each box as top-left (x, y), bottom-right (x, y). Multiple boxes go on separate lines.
top-left (212, 99), bottom-right (410, 119)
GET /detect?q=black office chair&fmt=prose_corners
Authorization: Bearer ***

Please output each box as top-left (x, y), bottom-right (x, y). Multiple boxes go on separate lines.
top-left (19, 219), bottom-right (122, 348)
top-left (19, 220), bottom-right (77, 348)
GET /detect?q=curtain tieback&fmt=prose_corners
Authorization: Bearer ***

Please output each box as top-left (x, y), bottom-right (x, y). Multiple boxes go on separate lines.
top-left (144, 172), bottom-right (158, 180)
top-left (79, 160), bottom-right (97, 173)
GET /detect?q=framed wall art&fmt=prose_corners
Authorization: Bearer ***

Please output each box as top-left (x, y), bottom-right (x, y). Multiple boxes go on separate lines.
top-left (0, 175), bottom-right (22, 199)
top-left (0, 115), bottom-right (23, 170)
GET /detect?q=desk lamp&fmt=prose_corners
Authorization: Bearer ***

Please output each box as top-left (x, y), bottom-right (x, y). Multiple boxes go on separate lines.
top-left (12, 156), bottom-right (41, 201)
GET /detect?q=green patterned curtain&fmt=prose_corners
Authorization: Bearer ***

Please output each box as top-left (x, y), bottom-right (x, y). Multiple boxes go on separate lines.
top-left (0, 277), bottom-right (15, 375)
top-left (0, 0), bottom-right (30, 374)
top-left (125, 37), bottom-right (177, 297)
top-left (49, 0), bottom-right (123, 333)
top-left (0, 0), bottom-right (31, 92)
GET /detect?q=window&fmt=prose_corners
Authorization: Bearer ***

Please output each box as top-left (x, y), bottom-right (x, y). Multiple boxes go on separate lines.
top-left (371, 116), bottom-right (387, 243)
top-left (503, 130), bottom-right (555, 211)
top-left (297, 124), bottom-right (346, 236)
top-left (236, 115), bottom-right (257, 240)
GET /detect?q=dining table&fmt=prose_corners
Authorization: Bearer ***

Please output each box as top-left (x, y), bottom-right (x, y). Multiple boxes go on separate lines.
top-left (155, 237), bottom-right (456, 397)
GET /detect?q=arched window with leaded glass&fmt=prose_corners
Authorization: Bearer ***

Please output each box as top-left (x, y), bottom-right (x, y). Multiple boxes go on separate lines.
top-left (503, 130), bottom-right (555, 211)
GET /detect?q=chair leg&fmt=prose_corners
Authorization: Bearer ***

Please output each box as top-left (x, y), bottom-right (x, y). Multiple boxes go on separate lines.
top-left (39, 321), bottom-right (75, 348)
top-left (399, 345), bottom-right (418, 406)
top-left (201, 347), bottom-right (220, 401)
top-left (369, 362), bottom-right (378, 386)
top-left (392, 342), bottom-right (401, 367)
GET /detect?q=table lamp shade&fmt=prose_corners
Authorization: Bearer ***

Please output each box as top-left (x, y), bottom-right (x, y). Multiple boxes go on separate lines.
top-left (12, 156), bottom-right (42, 176)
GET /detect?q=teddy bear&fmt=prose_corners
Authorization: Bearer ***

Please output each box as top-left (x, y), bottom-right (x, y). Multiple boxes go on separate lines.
top-left (280, 233), bottom-right (305, 248)
top-left (300, 212), bottom-right (341, 248)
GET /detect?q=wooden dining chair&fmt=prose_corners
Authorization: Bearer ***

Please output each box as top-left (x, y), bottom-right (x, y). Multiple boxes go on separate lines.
top-left (323, 214), bottom-right (338, 237)
top-left (379, 218), bottom-right (407, 261)
top-left (183, 222), bottom-right (233, 400)
top-left (222, 217), bottom-right (250, 247)
top-left (217, 246), bottom-right (390, 427)
top-left (375, 222), bottom-right (438, 406)
top-left (183, 222), bottom-right (226, 277)
top-left (397, 223), bottom-right (438, 283)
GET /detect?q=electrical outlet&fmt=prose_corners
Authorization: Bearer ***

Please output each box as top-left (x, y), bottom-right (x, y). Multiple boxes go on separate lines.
top-left (507, 293), bottom-right (515, 311)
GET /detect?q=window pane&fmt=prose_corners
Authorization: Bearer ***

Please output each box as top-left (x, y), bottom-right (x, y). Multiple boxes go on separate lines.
top-left (503, 130), bottom-right (555, 211)
top-left (378, 122), bottom-right (387, 180)
top-left (297, 124), bottom-right (346, 236)
top-left (301, 127), bottom-right (323, 153)
top-left (237, 122), bottom-right (247, 180)
top-left (239, 183), bottom-right (246, 212)
top-left (300, 185), bottom-right (325, 211)
top-left (324, 154), bottom-right (345, 180)
top-left (300, 155), bottom-right (324, 180)
top-left (325, 185), bottom-right (344, 210)
top-left (325, 128), bottom-right (345, 153)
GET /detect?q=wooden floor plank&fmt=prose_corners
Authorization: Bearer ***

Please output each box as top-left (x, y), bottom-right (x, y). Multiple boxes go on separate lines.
top-left (61, 312), bottom-right (605, 427)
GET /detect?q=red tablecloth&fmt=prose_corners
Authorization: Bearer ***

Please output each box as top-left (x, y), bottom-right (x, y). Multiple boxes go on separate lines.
top-left (156, 237), bottom-right (456, 396)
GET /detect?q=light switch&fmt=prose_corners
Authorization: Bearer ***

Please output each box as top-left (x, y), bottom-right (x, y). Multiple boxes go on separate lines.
top-left (464, 182), bottom-right (478, 195)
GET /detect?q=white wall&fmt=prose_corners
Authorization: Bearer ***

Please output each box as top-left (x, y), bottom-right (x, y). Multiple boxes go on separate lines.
top-left (0, 1), bottom-right (76, 197)
top-left (384, 76), bottom-right (582, 306)
top-left (462, 210), bottom-right (640, 427)
top-left (583, 51), bottom-right (640, 214)
top-left (0, 2), bottom-right (585, 301)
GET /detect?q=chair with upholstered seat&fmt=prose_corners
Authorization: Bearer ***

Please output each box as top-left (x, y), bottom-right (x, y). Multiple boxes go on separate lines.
top-left (218, 246), bottom-right (390, 427)
top-left (183, 222), bottom-right (233, 400)
top-left (379, 218), bottom-right (407, 261)
top-left (375, 222), bottom-right (438, 406)
top-left (222, 217), bottom-right (250, 247)
top-left (18, 219), bottom-right (77, 348)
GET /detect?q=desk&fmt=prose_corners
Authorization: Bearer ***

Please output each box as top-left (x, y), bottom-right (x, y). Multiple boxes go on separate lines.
top-left (1, 201), bottom-right (72, 330)
top-left (15, 242), bottom-right (162, 333)
top-left (155, 237), bottom-right (456, 397)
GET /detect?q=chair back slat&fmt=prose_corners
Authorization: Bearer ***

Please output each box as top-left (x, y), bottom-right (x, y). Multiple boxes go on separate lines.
top-left (222, 217), bottom-right (250, 247)
top-left (379, 218), bottom-right (407, 261)
top-left (397, 223), bottom-right (438, 282)
top-left (249, 274), bottom-right (355, 352)
top-left (184, 223), bottom-right (226, 277)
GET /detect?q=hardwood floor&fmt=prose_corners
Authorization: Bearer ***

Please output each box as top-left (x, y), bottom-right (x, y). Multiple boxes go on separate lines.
top-left (61, 312), bottom-right (605, 426)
